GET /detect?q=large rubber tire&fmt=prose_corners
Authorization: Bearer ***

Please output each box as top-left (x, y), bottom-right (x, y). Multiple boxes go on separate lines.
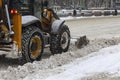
top-left (50, 25), bottom-right (70, 54)
top-left (22, 26), bottom-right (44, 62)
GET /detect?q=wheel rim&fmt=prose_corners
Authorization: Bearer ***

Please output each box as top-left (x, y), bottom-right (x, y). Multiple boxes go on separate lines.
top-left (61, 31), bottom-right (69, 49)
top-left (30, 36), bottom-right (42, 59)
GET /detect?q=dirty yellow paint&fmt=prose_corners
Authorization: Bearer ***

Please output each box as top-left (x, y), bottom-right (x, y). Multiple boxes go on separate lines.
top-left (13, 14), bottom-right (22, 52)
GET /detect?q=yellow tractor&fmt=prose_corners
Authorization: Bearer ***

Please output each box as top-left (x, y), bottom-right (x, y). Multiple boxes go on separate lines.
top-left (0, 0), bottom-right (70, 62)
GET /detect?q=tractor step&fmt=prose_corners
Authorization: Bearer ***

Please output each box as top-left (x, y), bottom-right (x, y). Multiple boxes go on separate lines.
top-left (0, 48), bottom-right (11, 52)
top-left (0, 45), bottom-right (12, 52)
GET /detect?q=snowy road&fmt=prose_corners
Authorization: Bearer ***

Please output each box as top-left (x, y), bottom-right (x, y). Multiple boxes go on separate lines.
top-left (0, 16), bottom-right (120, 80)
top-left (65, 16), bottom-right (120, 39)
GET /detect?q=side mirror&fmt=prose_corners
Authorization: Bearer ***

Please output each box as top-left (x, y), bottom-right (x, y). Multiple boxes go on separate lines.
top-left (0, 0), bottom-right (2, 7)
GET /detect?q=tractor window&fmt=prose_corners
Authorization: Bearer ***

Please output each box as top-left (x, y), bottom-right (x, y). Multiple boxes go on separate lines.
top-left (9, 0), bottom-right (34, 15)
top-left (34, 0), bottom-right (42, 19)
top-left (20, 0), bottom-right (29, 5)
top-left (11, 0), bottom-right (29, 5)
top-left (8, 0), bottom-right (42, 19)
top-left (4, 0), bottom-right (8, 4)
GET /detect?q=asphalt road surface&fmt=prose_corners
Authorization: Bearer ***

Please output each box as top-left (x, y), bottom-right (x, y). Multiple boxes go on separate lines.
top-left (66, 16), bottom-right (120, 39)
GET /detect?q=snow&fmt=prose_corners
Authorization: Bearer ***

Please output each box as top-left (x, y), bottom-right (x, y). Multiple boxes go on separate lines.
top-left (46, 44), bottom-right (120, 80)
top-left (23, 43), bottom-right (120, 80)
top-left (60, 15), bottom-right (115, 21)
top-left (18, 16), bottom-right (120, 80)
top-left (0, 37), bottom-right (120, 80)
top-left (0, 16), bottom-right (120, 80)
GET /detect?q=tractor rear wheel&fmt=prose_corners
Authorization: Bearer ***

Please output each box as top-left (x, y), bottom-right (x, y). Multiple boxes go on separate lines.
top-left (22, 26), bottom-right (44, 62)
top-left (50, 25), bottom-right (70, 54)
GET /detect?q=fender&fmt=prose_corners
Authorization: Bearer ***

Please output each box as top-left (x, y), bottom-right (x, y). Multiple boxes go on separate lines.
top-left (51, 20), bottom-right (65, 34)
top-left (22, 15), bottom-right (41, 28)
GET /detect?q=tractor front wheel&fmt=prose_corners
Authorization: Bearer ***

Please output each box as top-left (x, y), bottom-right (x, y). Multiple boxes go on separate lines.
top-left (50, 25), bottom-right (70, 54)
top-left (22, 26), bottom-right (44, 62)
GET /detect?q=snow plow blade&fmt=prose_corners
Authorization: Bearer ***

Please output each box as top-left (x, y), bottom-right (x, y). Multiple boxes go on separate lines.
top-left (75, 36), bottom-right (89, 49)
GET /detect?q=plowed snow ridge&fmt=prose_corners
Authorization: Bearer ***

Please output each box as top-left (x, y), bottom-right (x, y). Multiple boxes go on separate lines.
top-left (0, 37), bottom-right (120, 80)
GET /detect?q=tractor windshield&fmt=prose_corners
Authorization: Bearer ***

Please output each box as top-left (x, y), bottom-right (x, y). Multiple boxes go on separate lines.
top-left (8, 0), bottom-right (42, 19)
top-left (20, 0), bottom-right (29, 5)
top-left (8, 0), bottom-right (33, 15)
top-left (9, 0), bottom-right (30, 5)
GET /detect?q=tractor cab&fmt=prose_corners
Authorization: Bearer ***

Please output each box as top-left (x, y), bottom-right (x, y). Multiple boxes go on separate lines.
top-left (7, 0), bottom-right (57, 30)
top-left (7, 0), bottom-right (42, 19)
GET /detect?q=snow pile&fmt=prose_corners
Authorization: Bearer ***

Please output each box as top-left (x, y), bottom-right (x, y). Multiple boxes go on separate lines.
top-left (60, 15), bottom-right (114, 21)
top-left (44, 44), bottom-right (120, 80)
top-left (0, 37), bottom-right (120, 80)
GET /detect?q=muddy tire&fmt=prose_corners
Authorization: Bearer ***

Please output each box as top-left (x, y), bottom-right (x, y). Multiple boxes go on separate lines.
top-left (22, 26), bottom-right (44, 62)
top-left (50, 25), bottom-right (70, 54)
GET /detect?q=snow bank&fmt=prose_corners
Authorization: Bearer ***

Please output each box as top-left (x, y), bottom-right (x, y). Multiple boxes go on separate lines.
top-left (60, 15), bottom-right (115, 21)
top-left (44, 44), bottom-right (120, 80)
top-left (0, 38), bottom-right (119, 80)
